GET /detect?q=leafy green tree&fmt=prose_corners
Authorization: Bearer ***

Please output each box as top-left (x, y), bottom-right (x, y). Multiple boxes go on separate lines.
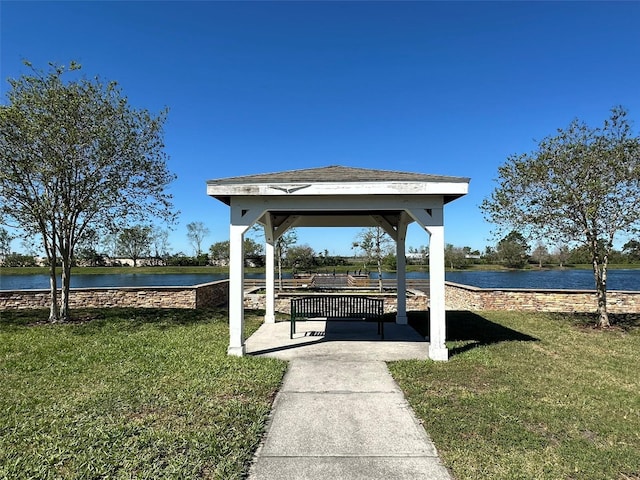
top-left (567, 243), bottom-right (597, 265)
top-left (444, 244), bottom-right (469, 269)
top-left (0, 61), bottom-right (175, 321)
top-left (2, 253), bottom-right (37, 267)
top-left (316, 248), bottom-right (330, 267)
top-left (209, 240), bottom-right (230, 266)
top-left (315, 249), bottom-right (347, 267)
top-left (74, 228), bottom-right (103, 266)
top-left (75, 247), bottom-right (106, 267)
top-left (166, 252), bottom-right (193, 266)
top-left (496, 231), bottom-right (529, 269)
top-left (382, 252), bottom-right (397, 270)
top-left (285, 244), bottom-right (316, 271)
top-left (481, 107), bottom-right (640, 327)
top-left (244, 237), bottom-right (265, 267)
top-left (623, 240), bottom-right (640, 262)
top-left (118, 226), bottom-right (152, 267)
top-left (208, 237), bottom-right (263, 267)
top-left (531, 242), bottom-right (549, 268)
top-left (482, 246), bottom-right (499, 264)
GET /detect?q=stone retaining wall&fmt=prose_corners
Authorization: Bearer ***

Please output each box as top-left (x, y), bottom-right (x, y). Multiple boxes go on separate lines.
top-left (2, 280), bottom-right (639, 314)
top-left (0, 280), bottom-right (229, 310)
top-left (195, 281), bottom-right (229, 308)
top-left (445, 282), bottom-right (640, 313)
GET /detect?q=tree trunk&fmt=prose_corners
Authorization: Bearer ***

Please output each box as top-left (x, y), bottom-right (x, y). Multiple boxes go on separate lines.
top-left (47, 260), bottom-right (59, 323)
top-left (377, 257), bottom-right (383, 293)
top-left (60, 257), bottom-right (72, 321)
top-left (592, 257), bottom-right (610, 328)
top-left (43, 221), bottom-right (59, 323)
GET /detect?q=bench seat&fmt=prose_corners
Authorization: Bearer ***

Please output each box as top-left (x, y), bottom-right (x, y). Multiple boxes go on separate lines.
top-left (290, 295), bottom-right (384, 339)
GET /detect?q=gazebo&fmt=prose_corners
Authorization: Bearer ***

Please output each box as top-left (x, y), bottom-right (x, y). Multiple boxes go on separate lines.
top-left (207, 165), bottom-right (469, 361)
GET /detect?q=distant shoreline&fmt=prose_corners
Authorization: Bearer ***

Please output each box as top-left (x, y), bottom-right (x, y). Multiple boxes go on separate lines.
top-left (2, 263), bottom-right (640, 276)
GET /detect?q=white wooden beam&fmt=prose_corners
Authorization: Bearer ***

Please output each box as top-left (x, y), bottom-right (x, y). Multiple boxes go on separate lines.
top-left (228, 221), bottom-right (246, 356)
top-left (395, 213), bottom-right (410, 325)
top-left (228, 194), bottom-right (445, 212)
top-left (372, 215), bottom-right (398, 241)
top-left (208, 181), bottom-right (467, 198)
top-left (427, 225), bottom-right (448, 361)
top-left (406, 207), bottom-right (448, 361)
top-left (263, 214), bottom-right (276, 324)
top-left (228, 204), bottom-right (266, 356)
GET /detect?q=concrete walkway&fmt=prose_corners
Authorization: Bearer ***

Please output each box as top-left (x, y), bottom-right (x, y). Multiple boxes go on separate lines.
top-left (246, 320), bottom-right (452, 480)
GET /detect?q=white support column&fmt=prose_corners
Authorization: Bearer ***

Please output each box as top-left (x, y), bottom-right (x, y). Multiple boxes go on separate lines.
top-left (227, 203), bottom-right (265, 357)
top-left (406, 207), bottom-right (448, 361)
top-left (264, 239), bottom-right (276, 323)
top-left (395, 216), bottom-right (409, 325)
top-left (427, 223), bottom-right (448, 361)
top-left (228, 222), bottom-right (246, 356)
top-left (262, 214), bottom-right (276, 324)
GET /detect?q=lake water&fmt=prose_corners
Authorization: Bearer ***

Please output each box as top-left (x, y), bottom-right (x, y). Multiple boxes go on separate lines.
top-left (436, 269), bottom-right (638, 291)
top-left (1, 269), bottom-right (640, 291)
top-left (0, 272), bottom-right (273, 291)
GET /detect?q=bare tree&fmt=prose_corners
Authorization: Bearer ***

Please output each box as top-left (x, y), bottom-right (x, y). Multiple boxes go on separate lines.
top-left (0, 227), bottom-right (15, 257)
top-left (151, 227), bottom-right (171, 265)
top-left (186, 221), bottom-right (210, 261)
top-left (353, 227), bottom-right (393, 292)
top-left (276, 230), bottom-right (297, 291)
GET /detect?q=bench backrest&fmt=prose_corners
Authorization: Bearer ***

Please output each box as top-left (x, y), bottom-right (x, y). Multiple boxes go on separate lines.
top-left (291, 295), bottom-right (383, 319)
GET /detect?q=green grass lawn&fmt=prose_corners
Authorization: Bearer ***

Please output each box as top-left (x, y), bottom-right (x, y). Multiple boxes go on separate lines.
top-left (390, 311), bottom-right (640, 480)
top-left (3, 306), bottom-right (639, 479)
top-left (0, 308), bottom-right (287, 479)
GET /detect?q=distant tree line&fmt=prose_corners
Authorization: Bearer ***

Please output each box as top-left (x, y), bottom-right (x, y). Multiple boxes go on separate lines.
top-left (3, 222), bottom-right (640, 270)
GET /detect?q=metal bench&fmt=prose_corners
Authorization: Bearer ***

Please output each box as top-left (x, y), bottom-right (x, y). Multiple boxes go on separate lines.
top-left (290, 295), bottom-right (384, 339)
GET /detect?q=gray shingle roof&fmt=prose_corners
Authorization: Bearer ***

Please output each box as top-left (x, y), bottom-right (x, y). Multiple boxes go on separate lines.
top-left (207, 165), bottom-right (469, 185)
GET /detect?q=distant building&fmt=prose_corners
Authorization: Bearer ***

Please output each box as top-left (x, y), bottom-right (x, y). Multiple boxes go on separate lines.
top-left (104, 257), bottom-right (165, 267)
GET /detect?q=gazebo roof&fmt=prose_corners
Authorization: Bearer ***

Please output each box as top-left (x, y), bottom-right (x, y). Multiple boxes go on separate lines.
top-left (207, 165), bottom-right (469, 184)
top-left (207, 165), bottom-right (470, 206)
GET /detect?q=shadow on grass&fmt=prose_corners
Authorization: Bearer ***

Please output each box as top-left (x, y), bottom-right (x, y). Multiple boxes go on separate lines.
top-left (0, 307), bottom-right (252, 332)
top-left (567, 312), bottom-right (640, 331)
top-left (407, 310), bottom-right (539, 358)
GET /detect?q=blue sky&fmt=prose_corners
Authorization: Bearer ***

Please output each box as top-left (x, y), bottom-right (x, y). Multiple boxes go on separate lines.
top-left (2, 1), bottom-right (639, 256)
